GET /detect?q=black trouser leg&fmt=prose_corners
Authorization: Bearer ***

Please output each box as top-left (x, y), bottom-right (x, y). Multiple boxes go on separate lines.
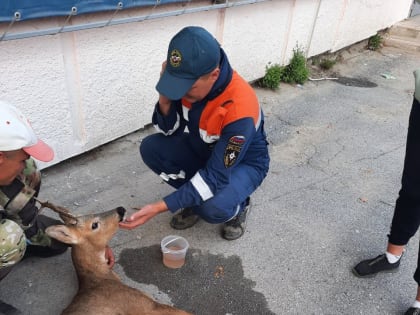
top-left (389, 98), bottom-right (420, 246)
top-left (387, 97), bottom-right (420, 285)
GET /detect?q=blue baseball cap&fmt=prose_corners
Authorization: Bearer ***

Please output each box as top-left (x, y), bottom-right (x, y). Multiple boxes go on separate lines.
top-left (156, 26), bottom-right (221, 100)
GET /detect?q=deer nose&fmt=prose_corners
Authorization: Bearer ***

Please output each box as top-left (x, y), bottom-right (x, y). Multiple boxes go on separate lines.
top-left (116, 207), bottom-right (126, 221)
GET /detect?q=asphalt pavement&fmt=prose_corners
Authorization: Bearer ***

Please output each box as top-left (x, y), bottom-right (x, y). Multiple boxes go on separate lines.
top-left (1, 44), bottom-right (419, 315)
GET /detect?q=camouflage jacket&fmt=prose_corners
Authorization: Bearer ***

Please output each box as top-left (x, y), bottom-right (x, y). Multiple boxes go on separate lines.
top-left (0, 158), bottom-right (41, 229)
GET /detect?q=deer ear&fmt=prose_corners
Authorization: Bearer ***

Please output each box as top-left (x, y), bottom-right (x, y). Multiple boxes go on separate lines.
top-left (46, 225), bottom-right (79, 245)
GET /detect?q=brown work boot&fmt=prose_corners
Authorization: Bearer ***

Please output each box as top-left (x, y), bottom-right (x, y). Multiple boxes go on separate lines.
top-left (222, 197), bottom-right (251, 241)
top-left (170, 208), bottom-right (200, 230)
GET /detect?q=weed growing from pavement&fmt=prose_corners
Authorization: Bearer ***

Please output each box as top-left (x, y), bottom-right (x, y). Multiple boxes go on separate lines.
top-left (280, 45), bottom-right (310, 85)
top-left (260, 62), bottom-right (283, 90)
top-left (319, 58), bottom-right (336, 70)
top-left (367, 33), bottom-right (382, 51)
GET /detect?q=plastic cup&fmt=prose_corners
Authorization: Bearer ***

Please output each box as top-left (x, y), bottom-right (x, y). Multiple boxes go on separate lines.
top-left (160, 235), bottom-right (189, 269)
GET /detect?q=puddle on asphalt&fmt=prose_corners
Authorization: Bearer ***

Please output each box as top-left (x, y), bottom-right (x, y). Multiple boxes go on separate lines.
top-left (119, 245), bottom-right (275, 315)
top-left (334, 76), bottom-right (378, 87)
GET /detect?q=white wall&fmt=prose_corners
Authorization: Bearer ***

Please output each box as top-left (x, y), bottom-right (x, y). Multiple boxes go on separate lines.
top-left (0, 0), bottom-right (413, 169)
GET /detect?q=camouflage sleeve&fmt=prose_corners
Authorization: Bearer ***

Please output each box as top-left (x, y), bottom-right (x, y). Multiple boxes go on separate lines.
top-left (0, 219), bottom-right (26, 268)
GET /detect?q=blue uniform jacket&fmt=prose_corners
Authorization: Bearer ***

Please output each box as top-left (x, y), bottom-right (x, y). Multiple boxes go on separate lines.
top-left (152, 49), bottom-right (270, 213)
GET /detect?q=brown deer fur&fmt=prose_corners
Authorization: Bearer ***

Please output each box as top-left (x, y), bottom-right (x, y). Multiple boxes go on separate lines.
top-left (46, 206), bottom-right (192, 315)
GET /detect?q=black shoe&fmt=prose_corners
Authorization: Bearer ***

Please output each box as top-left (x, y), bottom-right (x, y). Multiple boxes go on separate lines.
top-left (405, 307), bottom-right (420, 315)
top-left (222, 197), bottom-right (251, 241)
top-left (23, 215), bottom-right (69, 259)
top-left (170, 208), bottom-right (200, 230)
top-left (0, 299), bottom-right (21, 315)
top-left (23, 239), bottom-right (68, 259)
top-left (352, 253), bottom-right (401, 277)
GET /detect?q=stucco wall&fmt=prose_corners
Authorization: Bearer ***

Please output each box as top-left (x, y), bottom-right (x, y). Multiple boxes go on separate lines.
top-left (0, 0), bottom-right (413, 169)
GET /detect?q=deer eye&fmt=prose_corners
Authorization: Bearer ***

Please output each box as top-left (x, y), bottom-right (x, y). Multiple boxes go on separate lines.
top-left (91, 222), bottom-right (99, 230)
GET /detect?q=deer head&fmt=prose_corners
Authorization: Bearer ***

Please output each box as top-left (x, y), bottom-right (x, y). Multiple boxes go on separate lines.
top-left (45, 206), bottom-right (126, 248)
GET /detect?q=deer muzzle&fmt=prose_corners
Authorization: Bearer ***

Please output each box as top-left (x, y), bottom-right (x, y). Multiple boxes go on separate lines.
top-left (116, 207), bottom-right (126, 222)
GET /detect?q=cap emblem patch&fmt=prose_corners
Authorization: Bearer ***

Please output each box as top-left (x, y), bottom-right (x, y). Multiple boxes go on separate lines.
top-left (169, 49), bottom-right (182, 67)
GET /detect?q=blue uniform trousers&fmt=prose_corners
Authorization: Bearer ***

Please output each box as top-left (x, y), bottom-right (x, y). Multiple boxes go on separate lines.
top-left (140, 133), bottom-right (262, 223)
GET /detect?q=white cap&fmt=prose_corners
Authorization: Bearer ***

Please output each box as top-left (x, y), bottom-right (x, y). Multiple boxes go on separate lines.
top-left (0, 101), bottom-right (54, 162)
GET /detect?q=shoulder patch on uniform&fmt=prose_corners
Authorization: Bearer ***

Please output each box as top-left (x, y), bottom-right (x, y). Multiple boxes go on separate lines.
top-left (224, 136), bottom-right (245, 168)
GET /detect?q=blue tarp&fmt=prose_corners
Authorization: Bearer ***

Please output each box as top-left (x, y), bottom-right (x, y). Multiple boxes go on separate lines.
top-left (0, 0), bottom-right (188, 22)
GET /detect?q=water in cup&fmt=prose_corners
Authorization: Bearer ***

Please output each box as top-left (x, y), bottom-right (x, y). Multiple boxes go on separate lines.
top-left (161, 235), bottom-right (189, 269)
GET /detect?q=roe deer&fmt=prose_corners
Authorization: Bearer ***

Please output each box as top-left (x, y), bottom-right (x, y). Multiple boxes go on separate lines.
top-left (45, 205), bottom-right (192, 315)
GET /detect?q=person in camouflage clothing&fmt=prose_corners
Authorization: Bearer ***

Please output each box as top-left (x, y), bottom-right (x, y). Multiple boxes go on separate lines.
top-left (0, 101), bottom-right (68, 313)
top-left (0, 158), bottom-right (68, 271)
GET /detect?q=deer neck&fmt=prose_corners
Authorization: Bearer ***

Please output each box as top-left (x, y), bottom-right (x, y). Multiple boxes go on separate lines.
top-left (71, 245), bottom-right (118, 285)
